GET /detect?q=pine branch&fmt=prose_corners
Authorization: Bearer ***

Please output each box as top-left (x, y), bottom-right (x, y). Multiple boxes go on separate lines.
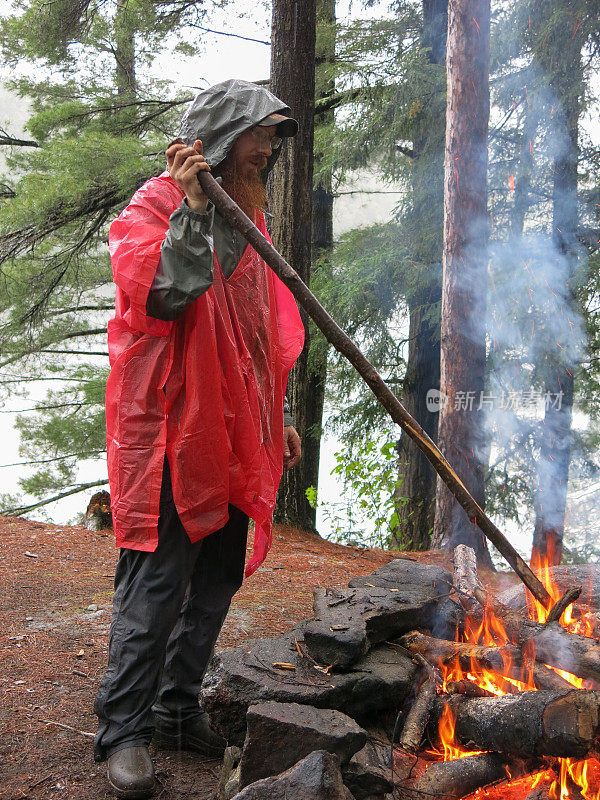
top-left (0, 127), bottom-right (40, 148)
top-left (334, 189), bottom-right (405, 196)
top-left (0, 328), bottom-right (107, 369)
top-left (314, 87), bottom-right (363, 115)
top-left (0, 178), bottom-right (144, 266)
top-left (190, 24), bottom-right (269, 45)
top-left (37, 349), bottom-right (109, 356)
top-left (49, 304), bottom-right (114, 316)
top-left (0, 402), bottom-right (95, 414)
top-left (0, 450), bottom-right (104, 467)
top-left (0, 375), bottom-right (97, 383)
top-left (2, 479), bottom-right (109, 517)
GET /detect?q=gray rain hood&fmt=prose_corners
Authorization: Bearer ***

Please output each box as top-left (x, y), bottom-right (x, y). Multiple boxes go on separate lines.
top-left (178, 79), bottom-right (298, 171)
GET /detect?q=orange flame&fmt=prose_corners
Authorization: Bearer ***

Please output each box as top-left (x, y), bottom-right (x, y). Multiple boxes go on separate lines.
top-left (431, 547), bottom-right (600, 797)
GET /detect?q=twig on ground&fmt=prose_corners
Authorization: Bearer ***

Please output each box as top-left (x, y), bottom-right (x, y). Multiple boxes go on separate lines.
top-left (39, 718), bottom-right (94, 738)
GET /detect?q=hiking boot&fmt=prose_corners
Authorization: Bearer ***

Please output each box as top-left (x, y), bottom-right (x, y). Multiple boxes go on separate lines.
top-left (107, 745), bottom-right (155, 799)
top-left (153, 712), bottom-right (227, 757)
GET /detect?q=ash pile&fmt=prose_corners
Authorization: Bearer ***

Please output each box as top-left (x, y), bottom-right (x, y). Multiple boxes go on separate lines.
top-left (202, 552), bottom-right (600, 800)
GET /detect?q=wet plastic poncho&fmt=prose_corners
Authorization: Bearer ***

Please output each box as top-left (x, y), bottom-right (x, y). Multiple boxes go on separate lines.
top-left (106, 81), bottom-right (305, 577)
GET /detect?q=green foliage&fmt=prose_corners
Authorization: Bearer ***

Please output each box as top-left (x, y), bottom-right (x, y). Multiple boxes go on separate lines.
top-left (313, 0), bottom-right (600, 558)
top-left (307, 1), bottom-right (447, 545)
top-left (307, 436), bottom-right (399, 549)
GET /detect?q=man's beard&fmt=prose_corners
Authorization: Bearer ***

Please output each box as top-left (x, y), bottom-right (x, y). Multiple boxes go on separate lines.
top-left (219, 159), bottom-right (267, 220)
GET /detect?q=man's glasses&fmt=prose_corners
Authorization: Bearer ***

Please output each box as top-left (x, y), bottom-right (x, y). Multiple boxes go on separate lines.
top-left (248, 126), bottom-right (282, 150)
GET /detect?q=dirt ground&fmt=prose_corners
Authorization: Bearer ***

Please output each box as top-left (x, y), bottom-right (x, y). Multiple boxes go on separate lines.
top-left (0, 515), bottom-right (514, 800)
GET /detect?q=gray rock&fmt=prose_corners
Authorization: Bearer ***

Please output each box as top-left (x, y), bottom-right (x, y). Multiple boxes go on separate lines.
top-left (304, 560), bottom-right (458, 668)
top-left (202, 629), bottom-right (417, 747)
top-left (304, 615), bottom-right (369, 669)
top-left (348, 559), bottom-right (451, 592)
top-left (498, 565), bottom-right (600, 611)
top-left (239, 702), bottom-right (367, 788)
top-left (341, 741), bottom-right (393, 800)
top-left (218, 746), bottom-right (242, 800)
top-left (231, 750), bottom-right (349, 800)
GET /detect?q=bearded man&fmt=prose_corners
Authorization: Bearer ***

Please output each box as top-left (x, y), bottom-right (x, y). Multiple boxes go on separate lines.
top-left (94, 80), bottom-right (304, 799)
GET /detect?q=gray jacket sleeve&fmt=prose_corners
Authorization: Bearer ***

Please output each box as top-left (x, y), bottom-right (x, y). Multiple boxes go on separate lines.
top-left (147, 201), bottom-right (250, 321)
top-left (146, 201), bottom-right (215, 321)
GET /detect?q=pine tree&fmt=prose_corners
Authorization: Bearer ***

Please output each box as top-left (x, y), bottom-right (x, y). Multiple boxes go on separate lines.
top-left (431, 0), bottom-right (493, 566)
top-left (391, 0), bottom-right (447, 550)
top-left (269, 0), bottom-right (317, 530)
top-left (0, 0), bottom-right (235, 514)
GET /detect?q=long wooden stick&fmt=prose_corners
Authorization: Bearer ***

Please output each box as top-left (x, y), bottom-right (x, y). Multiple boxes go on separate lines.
top-left (198, 171), bottom-right (552, 609)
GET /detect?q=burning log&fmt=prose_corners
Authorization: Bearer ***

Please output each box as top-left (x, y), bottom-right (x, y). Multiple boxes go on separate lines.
top-left (452, 546), bottom-right (600, 684)
top-left (545, 586), bottom-right (583, 626)
top-left (400, 631), bottom-right (575, 692)
top-left (446, 680), bottom-right (494, 698)
top-left (431, 690), bottom-right (600, 759)
top-left (411, 753), bottom-right (533, 800)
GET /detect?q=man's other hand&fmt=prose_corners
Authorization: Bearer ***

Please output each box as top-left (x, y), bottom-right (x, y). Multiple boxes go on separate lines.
top-left (283, 426), bottom-right (301, 470)
top-left (166, 139), bottom-right (210, 213)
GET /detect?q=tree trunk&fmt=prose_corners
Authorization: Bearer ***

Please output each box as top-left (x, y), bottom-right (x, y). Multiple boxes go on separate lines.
top-left (391, 0), bottom-right (447, 551)
top-left (301, 0), bottom-right (336, 530)
top-left (532, 20), bottom-right (583, 567)
top-left (510, 99), bottom-right (541, 238)
top-left (270, 0), bottom-right (317, 530)
top-left (431, 0), bottom-right (492, 566)
top-left (114, 0), bottom-right (136, 101)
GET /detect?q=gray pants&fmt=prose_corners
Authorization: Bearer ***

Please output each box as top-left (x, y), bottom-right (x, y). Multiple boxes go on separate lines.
top-left (94, 461), bottom-right (248, 761)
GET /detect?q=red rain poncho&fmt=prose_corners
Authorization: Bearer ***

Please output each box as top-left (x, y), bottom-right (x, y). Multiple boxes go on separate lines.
top-left (106, 172), bottom-right (304, 576)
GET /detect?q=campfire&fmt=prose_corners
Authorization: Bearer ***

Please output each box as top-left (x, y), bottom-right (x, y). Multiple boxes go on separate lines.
top-left (203, 553), bottom-right (600, 800)
top-left (396, 545), bottom-right (600, 800)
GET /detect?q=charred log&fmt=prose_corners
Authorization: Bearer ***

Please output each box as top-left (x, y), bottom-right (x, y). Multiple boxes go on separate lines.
top-left (545, 587), bottom-right (583, 626)
top-left (431, 690), bottom-right (600, 759)
top-left (412, 753), bottom-right (533, 799)
top-left (397, 674), bottom-right (438, 754)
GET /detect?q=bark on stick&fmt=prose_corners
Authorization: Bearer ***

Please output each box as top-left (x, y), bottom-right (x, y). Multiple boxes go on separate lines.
top-left (398, 675), bottom-right (438, 754)
top-left (197, 169), bottom-right (552, 611)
